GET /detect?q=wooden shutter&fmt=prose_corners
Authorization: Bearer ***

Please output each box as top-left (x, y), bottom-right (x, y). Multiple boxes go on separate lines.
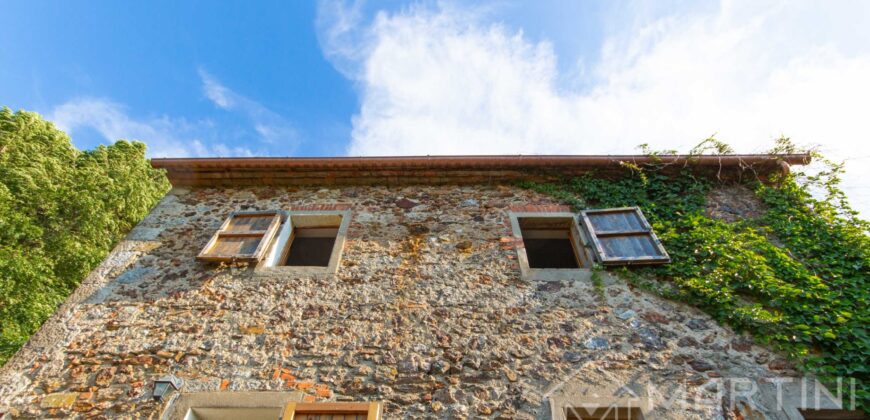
top-left (197, 211), bottom-right (282, 262)
top-left (580, 207), bottom-right (669, 266)
top-left (281, 402), bottom-right (383, 420)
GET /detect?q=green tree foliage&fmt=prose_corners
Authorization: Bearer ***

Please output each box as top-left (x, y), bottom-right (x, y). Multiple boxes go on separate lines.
top-left (0, 108), bottom-right (169, 364)
top-left (522, 139), bottom-right (870, 411)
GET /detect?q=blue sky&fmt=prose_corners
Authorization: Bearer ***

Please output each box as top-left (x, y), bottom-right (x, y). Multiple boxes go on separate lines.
top-left (2, 0), bottom-right (870, 214)
top-left (1, 1), bottom-right (356, 156)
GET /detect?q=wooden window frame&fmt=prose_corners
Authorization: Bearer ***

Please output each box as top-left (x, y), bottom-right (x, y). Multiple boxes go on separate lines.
top-left (580, 207), bottom-right (670, 266)
top-left (565, 405), bottom-right (645, 420)
top-left (196, 211), bottom-right (283, 263)
top-left (256, 210), bottom-right (352, 276)
top-left (518, 218), bottom-right (591, 269)
top-left (548, 396), bottom-right (652, 420)
top-left (508, 211), bottom-right (596, 281)
top-left (281, 402), bottom-right (383, 420)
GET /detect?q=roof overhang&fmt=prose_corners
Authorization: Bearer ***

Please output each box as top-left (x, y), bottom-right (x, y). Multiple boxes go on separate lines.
top-left (151, 154), bottom-right (811, 187)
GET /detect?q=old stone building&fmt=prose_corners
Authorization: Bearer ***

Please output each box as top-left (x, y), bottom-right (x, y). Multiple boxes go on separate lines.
top-left (0, 155), bottom-right (854, 419)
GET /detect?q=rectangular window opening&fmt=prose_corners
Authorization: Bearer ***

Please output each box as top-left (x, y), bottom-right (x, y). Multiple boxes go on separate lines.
top-left (282, 402), bottom-right (382, 420)
top-left (518, 217), bottom-right (588, 269)
top-left (186, 407), bottom-right (281, 420)
top-left (276, 214), bottom-right (343, 268)
top-left (566, 406), bottom-right (645, 420)
top-left (283, 228), bottom-right (339, 267)
top-left (164, 395), bottom-right (381, 420)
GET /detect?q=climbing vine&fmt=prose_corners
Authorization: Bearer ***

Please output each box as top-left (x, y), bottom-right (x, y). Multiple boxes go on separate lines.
top-left (0, 108), bottom-right (170, 365)
top-left (521, 139), bottom-right (869, 411)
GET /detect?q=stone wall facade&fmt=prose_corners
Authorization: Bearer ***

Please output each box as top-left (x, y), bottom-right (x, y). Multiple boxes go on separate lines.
top-left (0, 185), bottom-right (833, 419)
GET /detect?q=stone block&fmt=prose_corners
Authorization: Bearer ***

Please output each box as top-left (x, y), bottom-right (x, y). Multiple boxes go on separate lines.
top-left (40, 392), bottom-right (78, 409)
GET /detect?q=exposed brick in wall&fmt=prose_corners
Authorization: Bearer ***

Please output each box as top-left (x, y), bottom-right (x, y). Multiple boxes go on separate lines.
top-left (291, 204), bottom-right (353, 211)
top-left (508, 204), bottom-right (572, 213)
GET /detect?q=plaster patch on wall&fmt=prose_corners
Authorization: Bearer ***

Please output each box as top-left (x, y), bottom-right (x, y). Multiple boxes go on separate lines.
top-left (127, 227), bottom-right (163, 241)
top-left (116, 267), bottom-right (154, 285)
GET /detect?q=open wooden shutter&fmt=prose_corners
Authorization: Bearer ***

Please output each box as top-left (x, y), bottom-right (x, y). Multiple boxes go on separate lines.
top-left (197, 211), bottom-right (282, 262)
top-left (580, 207), bottom-right (669, 266)
top-left (281, 402), bottom-right (383, 420)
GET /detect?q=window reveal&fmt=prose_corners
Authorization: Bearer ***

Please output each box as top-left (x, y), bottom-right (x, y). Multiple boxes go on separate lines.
top-left (283, 227), bottom-right (339, 267)
top-left (517, 217), bottom-right (589, 269)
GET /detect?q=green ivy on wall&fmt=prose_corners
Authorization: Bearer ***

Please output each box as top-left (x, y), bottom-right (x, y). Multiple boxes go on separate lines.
top-left (521, 138), bottom-right (869, 411)
top-left (0, 108), bottom-right (170, 365)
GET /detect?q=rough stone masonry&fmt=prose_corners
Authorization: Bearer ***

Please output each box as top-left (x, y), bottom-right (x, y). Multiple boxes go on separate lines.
top-left (0, 181), bottom-right (840, 419)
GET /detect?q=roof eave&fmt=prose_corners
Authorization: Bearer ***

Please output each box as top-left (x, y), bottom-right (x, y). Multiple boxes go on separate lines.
top-left (150, 154), bottom-right (811, 187)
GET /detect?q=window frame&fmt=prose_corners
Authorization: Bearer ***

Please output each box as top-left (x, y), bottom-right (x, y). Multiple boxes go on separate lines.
top-left (565, 406), bottom-right (646, 420)
top-left (196, 211), bottom-right (283, 263)
top-left (548, 396), bottom-right (652, 420)
top-left (159, 391), bottom-right (305, 420)
top-left (579, 207), bottom-right (670, 266)
top-left (509, 211), bottom-right (595, 281)
top-left (255, 209), bottom-right (351, 275)
top-left (281, 402), bottom-right (383, 420)
top-left (158, 392), bottom-right (382, 420)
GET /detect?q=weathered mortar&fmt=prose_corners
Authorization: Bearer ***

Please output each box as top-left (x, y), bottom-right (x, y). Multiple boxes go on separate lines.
top-left (0, 184), bottom-right (831, 419)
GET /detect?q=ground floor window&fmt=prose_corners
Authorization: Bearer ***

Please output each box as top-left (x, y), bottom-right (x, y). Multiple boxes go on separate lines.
top-left (798, 408), bottom-right (868, 419)
top-left (565, 406), bottom-right (645, 420)
top-left (160, 392), bottom-right (382, 420)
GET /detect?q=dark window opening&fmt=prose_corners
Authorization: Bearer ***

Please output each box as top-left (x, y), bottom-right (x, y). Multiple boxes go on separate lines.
top-left (282, 227), bottom-right (339, 267)
top-left (518, 217), bottom-right (586, 269)
top-left (524, 238), bottom-right (579, 268)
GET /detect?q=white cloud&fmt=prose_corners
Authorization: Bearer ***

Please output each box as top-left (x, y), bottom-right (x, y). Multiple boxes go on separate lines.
top-left (315, 0), bottom-right (367, 78)
top-left (198, 69), bottom-right (298, 147)
top-left (317, 0), bottom-right (870, 215)
top-left (46, 70), bottom-right (301, 159)
top-left (49, 97), bottom-right (254, 157)
top-left (201, 71), bottom-right (235, 109)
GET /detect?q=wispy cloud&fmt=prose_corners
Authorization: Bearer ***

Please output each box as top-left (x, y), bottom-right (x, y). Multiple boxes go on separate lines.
top-left (201, 71), bottom-right (235, 109)
top-left (49, 97), bottom-right (254, 157)
top-left (198, 69), bottom-right (298, 148)
top-left (316, 0), bottom-right (870, 215)
top-left (315, 0), bottom-right (368, 79)
top-left (45, 69), bottom-right (301, 158)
